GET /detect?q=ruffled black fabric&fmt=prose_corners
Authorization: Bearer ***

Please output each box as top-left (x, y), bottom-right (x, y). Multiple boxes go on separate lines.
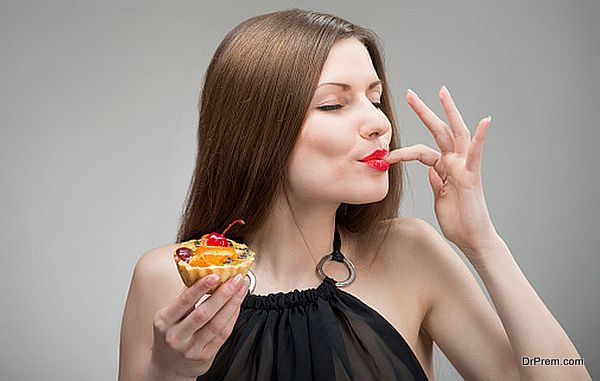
top-left (197, 226), bottom-right (429, 381)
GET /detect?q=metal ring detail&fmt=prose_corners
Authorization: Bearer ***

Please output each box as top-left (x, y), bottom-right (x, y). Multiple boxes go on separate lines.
top-left (245, 269), bottom-right (257, 294)
top-left (317, 253), bottom-right (356, 287)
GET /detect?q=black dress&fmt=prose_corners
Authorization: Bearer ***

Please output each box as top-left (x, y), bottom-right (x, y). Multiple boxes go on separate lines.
top-left (197, 225), bottom-right (429, 381)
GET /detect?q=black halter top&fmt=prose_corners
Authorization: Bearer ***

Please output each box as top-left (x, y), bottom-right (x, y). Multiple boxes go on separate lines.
top-left (197, 225), bottom-right (429, 380)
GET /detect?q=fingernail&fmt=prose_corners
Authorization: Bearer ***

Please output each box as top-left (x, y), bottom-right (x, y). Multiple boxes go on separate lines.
top-left (407, 88), bottom-right (419, 100)
top-left (441, 84), bottom-right (448, 92)
top-left (232, 274), bottom-right (242, 284)
top-left (206, 274), bottom-right (219, 286)
top-left (237, 283), bottom-right (248, 296)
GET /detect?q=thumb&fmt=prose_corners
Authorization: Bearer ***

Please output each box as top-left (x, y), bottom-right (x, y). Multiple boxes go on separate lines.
top-left (428, 166), bottom-right (444, 199)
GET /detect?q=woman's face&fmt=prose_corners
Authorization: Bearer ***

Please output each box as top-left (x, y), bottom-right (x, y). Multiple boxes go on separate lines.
top-left (287, 37), bottom-right (392, 205)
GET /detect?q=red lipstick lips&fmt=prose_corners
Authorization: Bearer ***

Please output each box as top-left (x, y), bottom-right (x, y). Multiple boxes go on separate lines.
top-left (359, 149), bottom-right (390, 171)
top-left (360, 149), bottom-right (389, 162)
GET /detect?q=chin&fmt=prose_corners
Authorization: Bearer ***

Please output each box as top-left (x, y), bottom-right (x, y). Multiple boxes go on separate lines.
top-left (366, 189), bottom-right (389, 203)
top-left (345, 183), bottom-right (389, 204)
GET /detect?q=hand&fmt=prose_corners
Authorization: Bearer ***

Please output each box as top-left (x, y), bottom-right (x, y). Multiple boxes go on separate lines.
top-left (149, 274), bottom-right (248, 379)
top-left (384, 85), bottom-right (499, 261)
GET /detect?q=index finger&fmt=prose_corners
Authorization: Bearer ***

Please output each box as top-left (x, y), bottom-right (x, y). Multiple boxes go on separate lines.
top-left (384, 143), bottom-right (441, 167)
top-left (161, 274), bottom-right (219, 325)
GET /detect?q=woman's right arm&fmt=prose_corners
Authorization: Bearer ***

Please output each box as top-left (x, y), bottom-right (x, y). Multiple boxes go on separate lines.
top-left (118, 247), bottom-right (247, 380)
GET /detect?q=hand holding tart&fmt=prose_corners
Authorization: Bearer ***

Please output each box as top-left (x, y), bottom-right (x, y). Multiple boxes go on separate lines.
top-left (174, 219), bottom-right (256, 293)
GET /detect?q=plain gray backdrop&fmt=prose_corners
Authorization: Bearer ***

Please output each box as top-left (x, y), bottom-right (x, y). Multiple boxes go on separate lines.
top-left (1, 1), bottom-right (598, 380)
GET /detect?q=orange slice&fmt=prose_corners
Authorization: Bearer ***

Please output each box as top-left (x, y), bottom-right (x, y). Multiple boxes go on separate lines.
top-left (188, 255), bottom-right (210, 267)
top-left (202, 254), bottom-right (231, 265)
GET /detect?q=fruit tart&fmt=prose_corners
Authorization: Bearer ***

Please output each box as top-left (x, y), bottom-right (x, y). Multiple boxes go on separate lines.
top-left (174, 219), bottom-right (255, 293)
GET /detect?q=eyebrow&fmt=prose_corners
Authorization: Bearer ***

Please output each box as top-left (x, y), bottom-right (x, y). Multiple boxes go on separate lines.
top-left (317, 79), bottom-right (384, 90)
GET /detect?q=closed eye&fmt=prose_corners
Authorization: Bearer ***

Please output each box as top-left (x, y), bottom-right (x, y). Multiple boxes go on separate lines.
top-left (318, 102), bottom-right (382, 112)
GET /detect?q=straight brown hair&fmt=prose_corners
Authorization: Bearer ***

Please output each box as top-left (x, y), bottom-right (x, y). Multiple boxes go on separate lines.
top-left (176, 8), bottom-right (406, 271)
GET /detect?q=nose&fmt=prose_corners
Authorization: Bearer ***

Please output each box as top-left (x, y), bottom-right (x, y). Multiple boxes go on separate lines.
top-left (359, 102), bottom-right (390, 140)
top-left (364, 125), bottom-right (387, 139)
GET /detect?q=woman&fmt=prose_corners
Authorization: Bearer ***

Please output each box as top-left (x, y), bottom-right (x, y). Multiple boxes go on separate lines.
top-left (119, 8), bottom-right (591, 380)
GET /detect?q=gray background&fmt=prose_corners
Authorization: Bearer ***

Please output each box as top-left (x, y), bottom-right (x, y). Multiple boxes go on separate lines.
top-left (1, 1), bottom-right (598, 380)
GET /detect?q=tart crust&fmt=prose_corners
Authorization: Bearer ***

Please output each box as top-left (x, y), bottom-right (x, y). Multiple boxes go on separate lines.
top-left (174, 238), bottom-right (256, 293)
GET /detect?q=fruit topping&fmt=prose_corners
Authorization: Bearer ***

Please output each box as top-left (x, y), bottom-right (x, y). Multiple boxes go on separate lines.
top-left (176, 219), bottom-right (250, 268)
top-left (189, 255), bottom-right (210, 267)
top-left (238, 248), bottom-right (250, 259)
top-left (203, 219), bottom-right (245, 247)
top-left (175, 247), bottom-right (193, 262)
top-left (201, 254), bottom-right (230, 265)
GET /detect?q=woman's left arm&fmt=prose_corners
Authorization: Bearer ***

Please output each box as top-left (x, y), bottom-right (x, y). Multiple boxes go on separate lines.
top-left (384, 85), bottom-right (591, 380)
top-left (464, 232), bottom-right (590, 381)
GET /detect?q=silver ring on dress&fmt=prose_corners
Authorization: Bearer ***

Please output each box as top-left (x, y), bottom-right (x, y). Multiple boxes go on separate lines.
top-left (244, 269), bottom-right (257, 294)
top-left (317, 253), bottom-right (356, 287)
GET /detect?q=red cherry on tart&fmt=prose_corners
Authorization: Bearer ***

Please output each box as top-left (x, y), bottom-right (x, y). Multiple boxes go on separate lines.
top-left (200, 219), bottom-right (244, 247)
top-left (175, 247), bottom-right (193, 262)
top-left (173, 219), bottom-right (256, 293)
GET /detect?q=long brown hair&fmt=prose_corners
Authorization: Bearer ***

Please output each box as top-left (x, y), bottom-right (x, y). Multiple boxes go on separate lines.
top-left (176, 8), bottom-right (406, 270)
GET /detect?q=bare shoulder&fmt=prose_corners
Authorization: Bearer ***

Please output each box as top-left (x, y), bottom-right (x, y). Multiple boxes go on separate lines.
top-left (386, 216), bottom-right (492, 329)
top-left (125, 244), bottom-right (186, 319)
top-left (373, 216), bottom-right (442, 269)
top-left (135, 243), bottom-right (183, 283)
top-left (390, 216), bottom-right (479, 293)
top-left (119, 243), bottom-right (186, 379)
top-left (122, 242), bottom-right (186, 326)
top-left (376, 216), bottom-right (464, 312)
top-left (383, 215), bottom-right (464, 271)
top-left (388, 220), bottom-right (522, 380)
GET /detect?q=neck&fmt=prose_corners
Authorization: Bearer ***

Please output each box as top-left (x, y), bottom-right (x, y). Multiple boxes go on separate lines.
top-left (245, 190), bottom-right (343, 285)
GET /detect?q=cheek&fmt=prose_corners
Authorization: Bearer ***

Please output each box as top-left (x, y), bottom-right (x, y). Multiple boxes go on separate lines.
top-left (287, 124), bottom-right (353, 194)
top-left (298, 117), bottom-right (358, 162)
top-left (286, 114), bottom-right (389, 202)
top-left (287, 149), bottom-right (347, 195)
